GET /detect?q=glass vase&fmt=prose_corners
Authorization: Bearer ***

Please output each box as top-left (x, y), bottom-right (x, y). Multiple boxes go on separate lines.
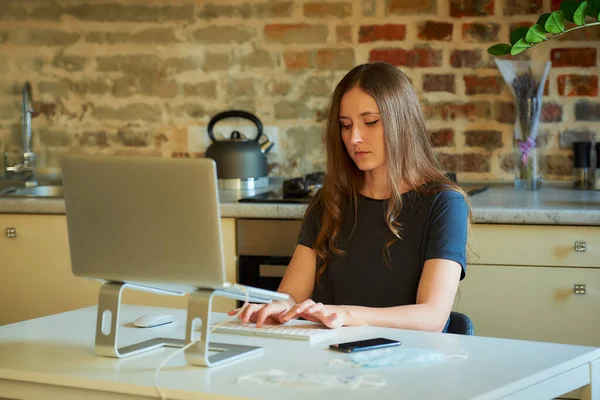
top-left (513, 142), bottom-right (542, 190)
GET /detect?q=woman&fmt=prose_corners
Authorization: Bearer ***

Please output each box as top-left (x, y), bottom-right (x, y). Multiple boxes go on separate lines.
top-left (231, 61), bottom-right (471, 333)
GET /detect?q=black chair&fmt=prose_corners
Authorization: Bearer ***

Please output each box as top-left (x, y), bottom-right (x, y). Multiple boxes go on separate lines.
top-left (447, 311), bottom-right (474, 335)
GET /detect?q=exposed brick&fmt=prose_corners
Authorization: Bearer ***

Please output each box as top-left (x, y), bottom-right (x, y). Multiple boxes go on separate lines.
top-left (65, 4), bottom-right (194, 22)
top-left (544, 78), bottom-right (550, 96)
top-left (504, 0), bottom-right (542, 15)
top-left (462, 23), bottom-right (499, 42)
top-left (9, 29), bottom-right (80, 46)
top-left (284, 51), bottom-right (313, 71)
top-left (93, 104), bottom-right (162, 122)
top-left (170, 103), bottom-right (210, 119)
top-left (31, 102), bottom-right (57, 119)
top-left (193, 26), bottom-right (254, 44)
top-left (359, 24), bottom-right (406, 42)
top-left (575, 101), bottom-right (600, 121)
top-left (388, 0), bottom-right (436, 14)
top-left (304, 2), bottom-right (352, 17)
top-left (369, 48), bottom-right (442, 67)
top-left (52, 51), bottom-right (87, 72)
top-left (559, 129), bottom-right (596, 149)
top-left (131, 28), bottom-right (178, 44)
top-left (451, 50), bottom-right (484, 68)
top-left (424, 101), bottom-right (491, 120)
top-left (183, 82), bottom-right (218, 98)
top-left (96, 55), bottom-right (161, 73)
top-left (111, 77), bottom-right (136, 97)
top-left (227, 79), bottom-right (256, 97)
top-left (264, 24), bottom-right (328, 44)
top-left (275, 101), bottom-right (317, 120)
top-left (362, 0), bottom-right (376, 16)
top-left (316, 49), bottom-right (355, 70)
top-left (337, 26), bottom-right (352, 43)
top-left (79, 131), bottom-right (108, 147)
top-left (541, 103), bottom-right (562, 122)
top-left (495, 101), bottom-right (515, 124)
top-left (305, 76), bottom-right (333, 96)
top-left (464, 130), bottom-right (503, 150)
top-left (239, 49), bottom-right (274, 70)
top-left (417, 21), bottom-right (453, 41)
top-left (430, 128), bottom-right (455, 147)
top-left (72, 79), bottom-right (110, 95)
top-left (0, 32), bottom-right (7, 44)
top-left (38, 80), bottom-right (71, 98)
top-left (557, 75), bottom-right (598, 96)
top-left (464, 75), bottom-right (503, 95)
top-left (164, 57), bottom-right (202, 73)
top-left (0, 103), bottom-right (18, 120)
top-left (551, 48), bottom-right (596, 67)
top-left (141, 77), bottom-right (178, 98)
top-left (437, 153), bottom-right (490, 172)
top-left (266, 79), bottom-right (292, 95)
top-left (558, 24), bottom-right (600, 41)
top-left (543, 155), bottom-right (572, 176)
top-left (450, 0), bottom-right (494, 17)
top-left (38, 128), bottom-right (71, 147)
top-left (203, 52), bottom-right (230, 72)
top-left (423, 74), bottom-right (455, 93)
top-left (30, 5), bottom-right (63, 20)
top-left (85, 31), bottom-right (131, 44)
top-left (0, 4), bottom-right (27, 20)
top-left (551, 0), bottom-right (561, 10)
top-left (118, 126), bottom-right (150, 147)
top-left (198, 2), bottom-right (294, 19)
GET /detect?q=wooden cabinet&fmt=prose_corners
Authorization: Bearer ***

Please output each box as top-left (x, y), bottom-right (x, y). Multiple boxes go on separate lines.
top-left (0, 214), bottom-right (236, 326)
top-left (457, 224), bottom-right (600, 347)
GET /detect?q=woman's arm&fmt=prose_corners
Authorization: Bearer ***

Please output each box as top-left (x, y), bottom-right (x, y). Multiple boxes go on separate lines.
top-left (276, 244), bottom-right (317, 308)
top-left (340, 258), bottom-right (462, 332)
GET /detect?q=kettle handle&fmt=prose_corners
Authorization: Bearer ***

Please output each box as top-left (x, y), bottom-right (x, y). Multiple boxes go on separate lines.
top-left (207, 110), bottom-right (263, 143)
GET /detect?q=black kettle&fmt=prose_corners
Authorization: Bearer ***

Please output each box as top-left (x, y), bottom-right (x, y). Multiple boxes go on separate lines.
top-left (205, 110), bottom-right (274, 180)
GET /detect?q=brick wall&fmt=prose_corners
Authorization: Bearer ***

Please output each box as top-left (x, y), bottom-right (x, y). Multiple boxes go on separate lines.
top-left (0, 0), bottom-right (598, 181)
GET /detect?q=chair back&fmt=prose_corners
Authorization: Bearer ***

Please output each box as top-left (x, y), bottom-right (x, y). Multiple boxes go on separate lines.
top-left (447, 311), bottom-right (474, 335)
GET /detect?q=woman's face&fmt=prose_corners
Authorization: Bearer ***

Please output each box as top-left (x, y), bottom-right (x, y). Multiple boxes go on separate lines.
top-left (339, 87), bottom-right (386, 172)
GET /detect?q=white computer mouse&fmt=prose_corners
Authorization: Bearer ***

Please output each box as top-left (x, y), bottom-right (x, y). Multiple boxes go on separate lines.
top-left (133, 314), bottom-right (176, 328)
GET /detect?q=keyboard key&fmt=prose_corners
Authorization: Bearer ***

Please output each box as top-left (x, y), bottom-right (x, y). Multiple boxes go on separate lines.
top-left (212, 320), bottom-right (336, 342)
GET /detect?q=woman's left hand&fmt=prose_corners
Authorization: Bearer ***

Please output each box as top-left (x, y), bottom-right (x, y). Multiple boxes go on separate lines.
top-left (279, 299), bottom-right (345, 329)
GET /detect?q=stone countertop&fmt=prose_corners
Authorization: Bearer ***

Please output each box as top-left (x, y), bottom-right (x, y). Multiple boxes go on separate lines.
top-left (1, 181), bottom-right (599, 226)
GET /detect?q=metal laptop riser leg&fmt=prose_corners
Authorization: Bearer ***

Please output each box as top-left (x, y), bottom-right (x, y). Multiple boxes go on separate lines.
top-left (95, 282), bottom-right (185, 358)
top-left (184, 289), bottom-right (262, 367)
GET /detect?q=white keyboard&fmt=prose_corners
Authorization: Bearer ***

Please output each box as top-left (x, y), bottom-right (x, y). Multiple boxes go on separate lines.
top-left (212, 320), bottom-right (336, 342)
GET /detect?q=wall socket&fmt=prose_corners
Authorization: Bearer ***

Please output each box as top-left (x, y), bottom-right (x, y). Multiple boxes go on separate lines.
top-left (187, 125), bottom-right (280, 155)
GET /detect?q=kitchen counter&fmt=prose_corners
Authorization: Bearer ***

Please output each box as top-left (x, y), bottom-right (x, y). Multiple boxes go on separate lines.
top-left (1, 182), bottom-right (599, 226)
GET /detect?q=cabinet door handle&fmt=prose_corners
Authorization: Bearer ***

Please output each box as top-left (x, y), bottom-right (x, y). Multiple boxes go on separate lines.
top-left (574, 284), bottom-right (586, 294)
top-left (5, 227), bottom-right (16, 238)
top-left (574, 241), bottom-right (586, 252)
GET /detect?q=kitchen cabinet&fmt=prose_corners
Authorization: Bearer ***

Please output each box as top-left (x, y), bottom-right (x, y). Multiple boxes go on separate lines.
top-left (455, 224), bottom-right (600, 400)
top-left (0, 214), bottom-right (236, 326)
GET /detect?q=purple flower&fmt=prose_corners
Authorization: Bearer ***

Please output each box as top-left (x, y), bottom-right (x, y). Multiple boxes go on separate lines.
top-left (518, 136), bottom-right (536, 164)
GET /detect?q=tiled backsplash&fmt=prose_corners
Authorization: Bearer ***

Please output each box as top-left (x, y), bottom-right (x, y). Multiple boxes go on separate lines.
top-left (0, 0), bottom-right (599, 181)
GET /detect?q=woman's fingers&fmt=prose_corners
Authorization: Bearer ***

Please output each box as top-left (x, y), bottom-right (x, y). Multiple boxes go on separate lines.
top-left (239, 304), bottom-right (263, 323)
top-left (280, 300), bottom-right (315, 322)
top-left (255, 303), bottom-right (281, 328)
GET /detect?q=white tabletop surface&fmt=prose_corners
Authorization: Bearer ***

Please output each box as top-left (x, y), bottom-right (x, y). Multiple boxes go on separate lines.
top-left (1, 305), bottom-right (599, 400)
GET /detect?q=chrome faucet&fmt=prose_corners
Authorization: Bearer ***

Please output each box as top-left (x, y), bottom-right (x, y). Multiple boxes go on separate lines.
top-left (4, 82), bottom-right (37, 187)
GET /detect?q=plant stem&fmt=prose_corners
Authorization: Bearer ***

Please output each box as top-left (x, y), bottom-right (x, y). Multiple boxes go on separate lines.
top-left (546, 21), bottom-right (600, 41)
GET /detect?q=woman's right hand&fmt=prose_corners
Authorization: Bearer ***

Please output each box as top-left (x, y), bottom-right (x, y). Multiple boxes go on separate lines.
top-left (227, 300), bottom-right (292, 328)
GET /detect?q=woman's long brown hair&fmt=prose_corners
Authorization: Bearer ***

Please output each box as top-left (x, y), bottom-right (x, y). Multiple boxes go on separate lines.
top-left (309, 61), bottom-right (472, 282)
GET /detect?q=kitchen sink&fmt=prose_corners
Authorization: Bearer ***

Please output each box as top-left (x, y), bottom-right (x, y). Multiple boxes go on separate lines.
top-left (0, 185), bottom-right (64, 198)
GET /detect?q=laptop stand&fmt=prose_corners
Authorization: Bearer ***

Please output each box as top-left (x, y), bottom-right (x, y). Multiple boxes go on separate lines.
top-left (94, 282), bottom-right (262, 367)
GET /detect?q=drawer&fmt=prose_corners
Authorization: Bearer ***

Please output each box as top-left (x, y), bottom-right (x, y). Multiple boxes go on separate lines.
top-left (467, 224), bottom-right (600, 268)
top-left (237, 219), bottom-right (302, 257)
top-left (454, 264), bottom-right (600, 348)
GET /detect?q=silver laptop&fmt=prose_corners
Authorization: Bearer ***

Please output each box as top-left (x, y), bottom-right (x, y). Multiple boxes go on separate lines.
top-left (61, 155), bottom-right (288, 304)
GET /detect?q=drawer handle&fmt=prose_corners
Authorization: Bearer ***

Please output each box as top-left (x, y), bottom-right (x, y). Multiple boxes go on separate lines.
top-left (574, 241), bottom-right (586, 252)
top-left (574, 284), bottom-right (586, 295)
top-left (5, 227), bottom-right (16, 238)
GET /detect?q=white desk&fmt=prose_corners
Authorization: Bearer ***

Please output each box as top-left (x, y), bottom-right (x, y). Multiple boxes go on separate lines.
top-left (0, 305), bottom-right (598, 400)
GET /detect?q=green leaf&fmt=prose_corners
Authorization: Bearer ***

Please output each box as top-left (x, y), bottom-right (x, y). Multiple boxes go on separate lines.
top-left (526, 24), bottom-right (547, 43)
top-left (545, 10), bottom-right (565, 33)
top-left (487, 43), bottom-right (513, 56)
top-left (510, 38), bottom-right (532, 55)
top-left (510, 26), bottom-right (529, 45)
top-left (560, 0), bottom-right (580, 22)
top-left (574, 1), bottom-right (588, 25)
top-left (537, 13), bottom-right (552, 29)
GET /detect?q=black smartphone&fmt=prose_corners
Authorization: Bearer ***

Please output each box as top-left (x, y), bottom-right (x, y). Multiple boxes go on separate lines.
top-left (329, 337), bottom-right (401, 353)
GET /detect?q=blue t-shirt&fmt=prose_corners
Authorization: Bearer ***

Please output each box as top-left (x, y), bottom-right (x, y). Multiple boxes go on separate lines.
top-left (297, 186), bottom-right (469, 330)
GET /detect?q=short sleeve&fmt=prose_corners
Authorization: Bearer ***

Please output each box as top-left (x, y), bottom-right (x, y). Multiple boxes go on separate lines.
top-left (297, 202), bottom-right (322, 249)
top-left (424, 189), bottom-right (469, 280)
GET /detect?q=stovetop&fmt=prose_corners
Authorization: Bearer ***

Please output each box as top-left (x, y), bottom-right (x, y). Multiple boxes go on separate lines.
top-left (238, 172), bottom-right (489, 204)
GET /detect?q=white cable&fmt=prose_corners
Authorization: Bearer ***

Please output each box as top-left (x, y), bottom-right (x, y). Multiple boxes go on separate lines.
top-left (153, 284), bottom-right (250, 400)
